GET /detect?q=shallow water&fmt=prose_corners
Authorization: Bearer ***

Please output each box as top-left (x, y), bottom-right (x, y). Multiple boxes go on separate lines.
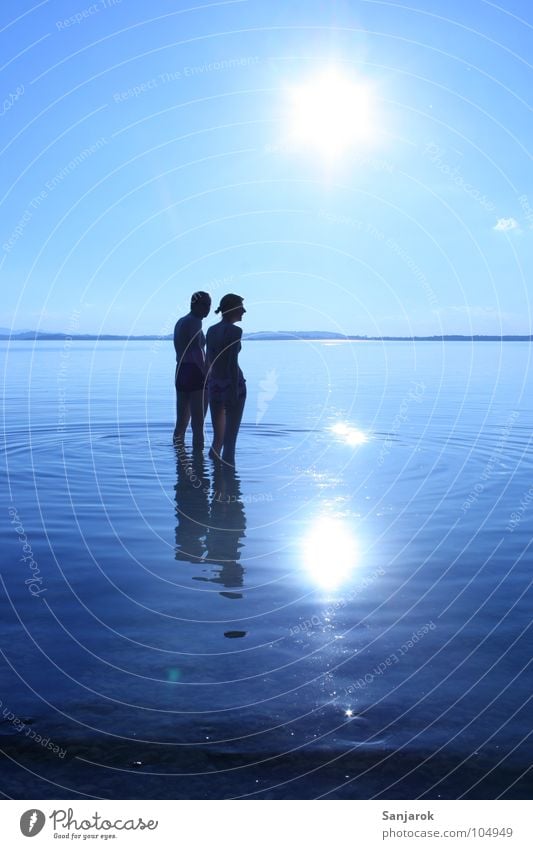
top-left (1, 340), bottom-right (532, 799)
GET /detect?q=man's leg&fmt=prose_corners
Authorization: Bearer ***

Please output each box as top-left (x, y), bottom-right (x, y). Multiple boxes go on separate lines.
top-left (190, 389), bottom-right (206, 451)
top-left (174, 390), bottom-right (191, 442)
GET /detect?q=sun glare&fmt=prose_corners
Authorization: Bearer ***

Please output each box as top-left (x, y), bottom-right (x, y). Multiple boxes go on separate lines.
top-left (286, 68), bottom-right (377, 159)
top-left (302, 516), bottom-right (358, 590)
top-left (330, 422), bottom-right (369, 446)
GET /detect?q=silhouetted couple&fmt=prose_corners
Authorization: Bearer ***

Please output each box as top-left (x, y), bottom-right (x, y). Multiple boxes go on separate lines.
top-left (173, 291), bottom-right (246, 466)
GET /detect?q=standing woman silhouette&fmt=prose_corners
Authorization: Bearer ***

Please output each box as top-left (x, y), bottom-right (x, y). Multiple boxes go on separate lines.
top-left (206, 294), bottom-right (246, 466)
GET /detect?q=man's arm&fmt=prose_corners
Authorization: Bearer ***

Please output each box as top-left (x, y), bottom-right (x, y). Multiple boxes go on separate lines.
top-left (188, 318), bottom-right (206, 370)
top-left (175, 315), bottom-right (205, 368)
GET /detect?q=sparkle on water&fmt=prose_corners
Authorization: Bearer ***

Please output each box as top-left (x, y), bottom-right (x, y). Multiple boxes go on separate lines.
top-left (302, 516), bottom-right (358, 590)
top-left (330, 422), bottom-right (369, 446)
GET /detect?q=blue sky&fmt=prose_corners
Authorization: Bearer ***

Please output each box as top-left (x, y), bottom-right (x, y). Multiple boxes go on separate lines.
top-left (1, 0), bottom-right (532, 335)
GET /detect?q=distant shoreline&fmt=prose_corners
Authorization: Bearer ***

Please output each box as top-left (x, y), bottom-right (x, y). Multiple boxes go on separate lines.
top-left (1, 332), bottom-right (532, 342)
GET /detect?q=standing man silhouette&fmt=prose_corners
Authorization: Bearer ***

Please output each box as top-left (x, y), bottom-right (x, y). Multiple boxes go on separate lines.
top-left (173, 291), bottom-right (211, 450)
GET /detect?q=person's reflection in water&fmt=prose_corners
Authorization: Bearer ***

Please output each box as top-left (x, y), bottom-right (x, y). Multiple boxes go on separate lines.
top-left (174, 444), bottom-right (210, 564)
top-left (174, 448), bottom-right (247, 598)
top-left (201, 463), bottom-right (246, 598)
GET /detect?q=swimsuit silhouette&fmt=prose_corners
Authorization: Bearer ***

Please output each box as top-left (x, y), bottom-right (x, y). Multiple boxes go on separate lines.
top-left (205, 293), bottom-right (246, 466)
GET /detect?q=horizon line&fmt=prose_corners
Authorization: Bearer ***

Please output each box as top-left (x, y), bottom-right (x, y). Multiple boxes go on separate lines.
top-left (1, 330), bottom-right (533, 342)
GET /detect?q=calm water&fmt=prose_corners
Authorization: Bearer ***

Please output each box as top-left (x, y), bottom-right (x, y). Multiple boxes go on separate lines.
top-left (1, 340), bottom-right (532, 799)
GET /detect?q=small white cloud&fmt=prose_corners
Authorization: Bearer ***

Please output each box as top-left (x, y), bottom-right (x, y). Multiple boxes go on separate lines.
top-left (493, 217), bottom-right (519, 232)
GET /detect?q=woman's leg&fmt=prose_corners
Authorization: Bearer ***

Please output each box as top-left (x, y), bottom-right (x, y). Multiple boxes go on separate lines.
top-left (209, 399), bottom-right (225, 459)
top-left (222, 394), bottom-right (246, 466)
top-left (190, 389), bottom-right (206, 451)
top-left (174, 390), bottom-right (190, 442)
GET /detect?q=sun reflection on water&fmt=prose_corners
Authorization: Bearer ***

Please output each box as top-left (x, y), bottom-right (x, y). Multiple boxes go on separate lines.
top-left (330, 422), bottom-right (369, 446)
top-left (302, 516), bottom-right (358, 590)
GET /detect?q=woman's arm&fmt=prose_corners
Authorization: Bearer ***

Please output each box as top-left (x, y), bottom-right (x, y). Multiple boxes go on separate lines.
top-left (204, 328), bottom-right (212, 375)
top-left (227, 326), bottom-right (242, 405)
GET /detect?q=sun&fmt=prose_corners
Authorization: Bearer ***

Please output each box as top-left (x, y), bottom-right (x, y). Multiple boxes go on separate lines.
top-left (285, 68), bottom-right (377, 160)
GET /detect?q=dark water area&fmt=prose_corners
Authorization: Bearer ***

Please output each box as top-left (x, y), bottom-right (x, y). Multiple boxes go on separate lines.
top-left (1, 341), bottom-right (532, 799)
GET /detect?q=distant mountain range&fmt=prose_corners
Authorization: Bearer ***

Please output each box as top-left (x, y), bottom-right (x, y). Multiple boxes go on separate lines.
top-left (1, 330), bottom-right (532, 342)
